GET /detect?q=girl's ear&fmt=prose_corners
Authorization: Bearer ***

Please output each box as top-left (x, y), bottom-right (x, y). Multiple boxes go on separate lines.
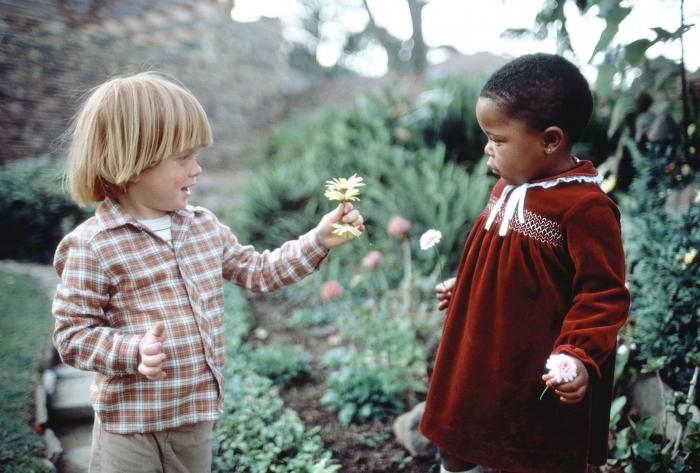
top-left (542, 126), bottom-right (565, 155)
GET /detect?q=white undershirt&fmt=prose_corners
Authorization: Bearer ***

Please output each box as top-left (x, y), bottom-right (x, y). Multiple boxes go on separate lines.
top-left (138, 215), bottom-right (173, 246)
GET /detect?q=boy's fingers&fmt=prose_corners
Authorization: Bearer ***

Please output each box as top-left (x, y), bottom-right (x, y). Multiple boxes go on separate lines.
top-left (141, 342), bottom-right (162, 355)
top-left (150, 321), bottom-right (165, 338)
top-left (141, 353), bottom-right (166, 367)
top-left (138, 363), bottom-right (164, 378)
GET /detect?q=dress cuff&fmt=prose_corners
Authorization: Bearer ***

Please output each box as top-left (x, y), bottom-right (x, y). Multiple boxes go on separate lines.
top-left (552, 344), bottom-right (601, 379)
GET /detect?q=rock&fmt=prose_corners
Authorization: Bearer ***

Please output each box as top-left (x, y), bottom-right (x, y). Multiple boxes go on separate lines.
top-left (35, 384), bottom-right (48, 426)
top-left (627, 374), bottom-right (700, 440)
top-left (43, 369), bottom-right (57, 396)
top-left (50, 364), bottom-right (94, 422)
top-left (44, 428), bottom-right (63, 464)
top-left (392, 401), bottom-right (436, 459)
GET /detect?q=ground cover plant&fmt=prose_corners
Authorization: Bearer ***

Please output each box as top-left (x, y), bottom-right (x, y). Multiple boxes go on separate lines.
top-left (0, 269), bottom-right (54, 473)
top-left (212, 283), bottom-right (340, 472)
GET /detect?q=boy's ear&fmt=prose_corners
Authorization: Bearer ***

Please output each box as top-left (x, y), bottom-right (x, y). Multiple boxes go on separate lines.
top-left (128, 174), bottom-right (141, 184)
top-left (542, 126), bottom-right (565, 154)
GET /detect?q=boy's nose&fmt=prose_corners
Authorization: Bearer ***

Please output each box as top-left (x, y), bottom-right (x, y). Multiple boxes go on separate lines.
top-left (191, 160), bottom-right (202, 177)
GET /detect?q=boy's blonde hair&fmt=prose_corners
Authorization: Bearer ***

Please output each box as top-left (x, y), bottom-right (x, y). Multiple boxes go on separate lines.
top-left (66, 72), bottom-right (213, 205)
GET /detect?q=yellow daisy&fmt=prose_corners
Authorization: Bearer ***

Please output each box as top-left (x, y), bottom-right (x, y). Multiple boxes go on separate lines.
top-left (325, 174), bottom-right (365, 202)
top-left (332, 223), bottom-right (362, 239)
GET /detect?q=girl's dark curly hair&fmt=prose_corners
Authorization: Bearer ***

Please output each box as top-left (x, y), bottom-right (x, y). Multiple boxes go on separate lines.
top-left (480, 53), bottom-right (593, 144)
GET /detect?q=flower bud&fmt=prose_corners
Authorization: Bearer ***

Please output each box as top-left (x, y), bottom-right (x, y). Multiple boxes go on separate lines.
top-left (387, 216), bottom-right (411, 236)
top-left (320, 280), bottom-right (343, 302)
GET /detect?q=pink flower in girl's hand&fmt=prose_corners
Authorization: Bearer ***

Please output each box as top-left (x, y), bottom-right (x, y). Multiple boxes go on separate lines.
top-left (545, 354), bottom-right (578, 383)
top-left (540, 353), bottom-right (578, 400)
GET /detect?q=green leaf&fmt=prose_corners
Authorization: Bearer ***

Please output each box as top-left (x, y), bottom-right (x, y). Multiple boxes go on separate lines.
top-left (590, 4), bottom-right (632, 59)
top-left (624, 39), bottom-right (654, 67)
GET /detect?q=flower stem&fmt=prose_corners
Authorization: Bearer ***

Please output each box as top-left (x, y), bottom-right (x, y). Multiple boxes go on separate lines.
top-left (539, 386), bottom-right (549, 401)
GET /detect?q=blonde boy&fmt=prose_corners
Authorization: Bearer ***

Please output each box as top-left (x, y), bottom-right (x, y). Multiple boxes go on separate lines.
top-left (53, 72), bottom-right (364, 473)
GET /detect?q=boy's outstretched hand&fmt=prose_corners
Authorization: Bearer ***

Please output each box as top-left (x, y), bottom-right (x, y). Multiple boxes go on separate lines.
top-left (435, 277), bottom-right (457, 310)
top-left (542, 357), bottom-right (589, 404)
top-left (138, 321), bottom-right (167, 380)
top-left (316, 203), bottom-right (365, 249)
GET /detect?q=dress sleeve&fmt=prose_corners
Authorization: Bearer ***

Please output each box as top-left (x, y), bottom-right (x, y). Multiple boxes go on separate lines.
top-left (218, 220), bottom-right (329, 292)
top-left (553, 194), bottom-right (630, 378)
top-left (52, 235), bottom-right (141, 376)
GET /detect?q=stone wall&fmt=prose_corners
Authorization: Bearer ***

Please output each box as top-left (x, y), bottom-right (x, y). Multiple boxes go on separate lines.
top-left (0, 0), bottom-right (288, 168)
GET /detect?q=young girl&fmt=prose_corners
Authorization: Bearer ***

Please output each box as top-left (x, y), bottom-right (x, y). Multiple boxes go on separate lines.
top-left (52, 72), bottom-right (364, 472)
top-left (419, 54), bottom-right (630, 473)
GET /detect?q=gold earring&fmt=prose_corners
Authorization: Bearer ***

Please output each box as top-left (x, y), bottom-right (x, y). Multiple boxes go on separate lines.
top-left (545, 147), bottom-right (553, 154)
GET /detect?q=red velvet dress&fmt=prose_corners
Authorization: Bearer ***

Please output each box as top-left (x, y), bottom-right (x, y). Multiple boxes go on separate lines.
top-left (420, 160), bottom-right (630, 473)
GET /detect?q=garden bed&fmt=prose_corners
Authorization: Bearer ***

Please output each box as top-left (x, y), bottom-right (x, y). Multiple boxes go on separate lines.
top-left (247, 297), bottom-right (436, 472)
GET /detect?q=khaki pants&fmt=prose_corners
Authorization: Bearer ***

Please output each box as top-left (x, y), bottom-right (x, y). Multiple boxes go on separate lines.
top-left (89, 418), bottom-right (215, 473)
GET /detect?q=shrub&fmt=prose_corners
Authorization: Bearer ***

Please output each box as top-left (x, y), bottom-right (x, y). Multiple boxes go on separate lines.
top-left (212, 370), bottom-right (340, 473)
top-left (623, 141), bottom-right (700, 389)
top-left (0, 269), bottom-right (54, 472)
top-left (0, 156), bottom-right (92, 263)
top-left (245, 345), bottom-right (311, 387)
top-left (229, 80), bottom-right (495, 284)
top-left (215, 284), bottom-right (339, 471)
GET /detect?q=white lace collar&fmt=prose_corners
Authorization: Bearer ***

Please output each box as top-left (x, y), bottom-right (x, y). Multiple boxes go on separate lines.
top-left (485, 164), bottom-right (603, 237)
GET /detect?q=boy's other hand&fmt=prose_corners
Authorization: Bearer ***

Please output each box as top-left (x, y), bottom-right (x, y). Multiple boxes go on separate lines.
top-left (138, 321), bottom-right (167, 380)
top-left (542, 357), bottom-right (589, 404)
top-left (316, 203), bottom-right (365, 249)
top-left (436, 277), bottom-right (457, 310)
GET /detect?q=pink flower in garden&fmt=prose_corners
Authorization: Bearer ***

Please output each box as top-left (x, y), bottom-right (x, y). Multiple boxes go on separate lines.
top-left (362, 250), bottom-right (383, 269)
top-left (545, 354), bottom-right (578, 383)
top-left (387, 216), bottom-right (411, 237)
top-left (320, 280), bottom-right (343, 302)
top-left (419, 229), bottom-right (442, 251)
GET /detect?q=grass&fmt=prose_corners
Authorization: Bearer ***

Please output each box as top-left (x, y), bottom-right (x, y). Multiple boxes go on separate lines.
top-left (0, 268), bottom-right (54, 472)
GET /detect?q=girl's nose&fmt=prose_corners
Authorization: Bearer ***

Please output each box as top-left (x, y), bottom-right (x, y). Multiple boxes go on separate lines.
top-left (484, 141), bottom-right (492, 156)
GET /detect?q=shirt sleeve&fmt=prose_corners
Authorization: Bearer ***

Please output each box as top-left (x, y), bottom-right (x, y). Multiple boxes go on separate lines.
top-left (52, 234), bottom-right (141, 376)
top-left (218, 221), bottom-right (329, 291)
top-left (553, 194), bottom-right (630, 378)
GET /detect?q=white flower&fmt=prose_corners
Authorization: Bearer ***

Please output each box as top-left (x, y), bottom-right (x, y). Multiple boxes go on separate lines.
top-left (545, 354), bottom-right (578, 383)
top-left (419, 229), bottom-right (442, 250)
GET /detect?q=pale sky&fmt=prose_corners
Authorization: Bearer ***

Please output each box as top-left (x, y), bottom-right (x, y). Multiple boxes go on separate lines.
top-left (231, 0), bottom-right (700, 78)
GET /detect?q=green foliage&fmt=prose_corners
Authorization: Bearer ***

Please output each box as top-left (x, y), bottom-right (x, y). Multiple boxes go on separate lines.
top-left (321, 346), bottom-right (411, 425)
top-left (624, 141), bottom-right (700, 389)
top-left (229, 80), bottom-right (495, 280)
top-left (215, 284), bottom-right (338, 471)
top-left (212, 370), bottom-right (339, 473)
top-left (320, 296), bottom-right (431, 425)
top-left (0, 269), bottom-right (54, 473)
top-left (245, 345), bottom-right (311, 387)
top-left (0, 156), bottom-right (92, 263)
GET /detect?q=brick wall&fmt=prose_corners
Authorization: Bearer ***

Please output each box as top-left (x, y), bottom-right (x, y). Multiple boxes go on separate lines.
top-left (0, 0), bottom-right (288, 168)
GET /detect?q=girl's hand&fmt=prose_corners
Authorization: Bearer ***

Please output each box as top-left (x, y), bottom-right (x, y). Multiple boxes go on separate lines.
top-left (436, 277), bottom-right (456, 310)
top-left (316, 203), bottom-right (365, 249)
top-left (541, 357), bottom-right (589, 404)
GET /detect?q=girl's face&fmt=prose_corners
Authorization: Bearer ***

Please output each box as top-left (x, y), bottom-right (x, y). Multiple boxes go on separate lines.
top-left (476, 97), bottom-right (554, 185)
top-left (120, 148), bottom-right (202, 219)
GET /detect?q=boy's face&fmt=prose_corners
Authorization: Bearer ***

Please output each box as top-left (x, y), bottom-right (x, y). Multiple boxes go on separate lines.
top-left (121, 148), bottom-right (202, 219)
top-left (476, 97), bottom-right (553, 185)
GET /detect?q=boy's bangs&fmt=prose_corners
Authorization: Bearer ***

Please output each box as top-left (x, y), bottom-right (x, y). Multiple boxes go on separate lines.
top-left (156, 88), bottom-right (213, 161)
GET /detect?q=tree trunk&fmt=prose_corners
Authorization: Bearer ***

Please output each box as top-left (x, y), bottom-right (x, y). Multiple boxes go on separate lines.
top-left (406, 0), bottom-right (427, 74)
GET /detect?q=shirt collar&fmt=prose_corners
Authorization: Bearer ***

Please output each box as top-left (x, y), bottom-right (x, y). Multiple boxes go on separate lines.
top-left (95, 198), bottom-right (195, 232)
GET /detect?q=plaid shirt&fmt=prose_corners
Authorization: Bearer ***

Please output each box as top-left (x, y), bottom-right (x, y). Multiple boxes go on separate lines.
top-left (53, 198), bottom-right (328, 433)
